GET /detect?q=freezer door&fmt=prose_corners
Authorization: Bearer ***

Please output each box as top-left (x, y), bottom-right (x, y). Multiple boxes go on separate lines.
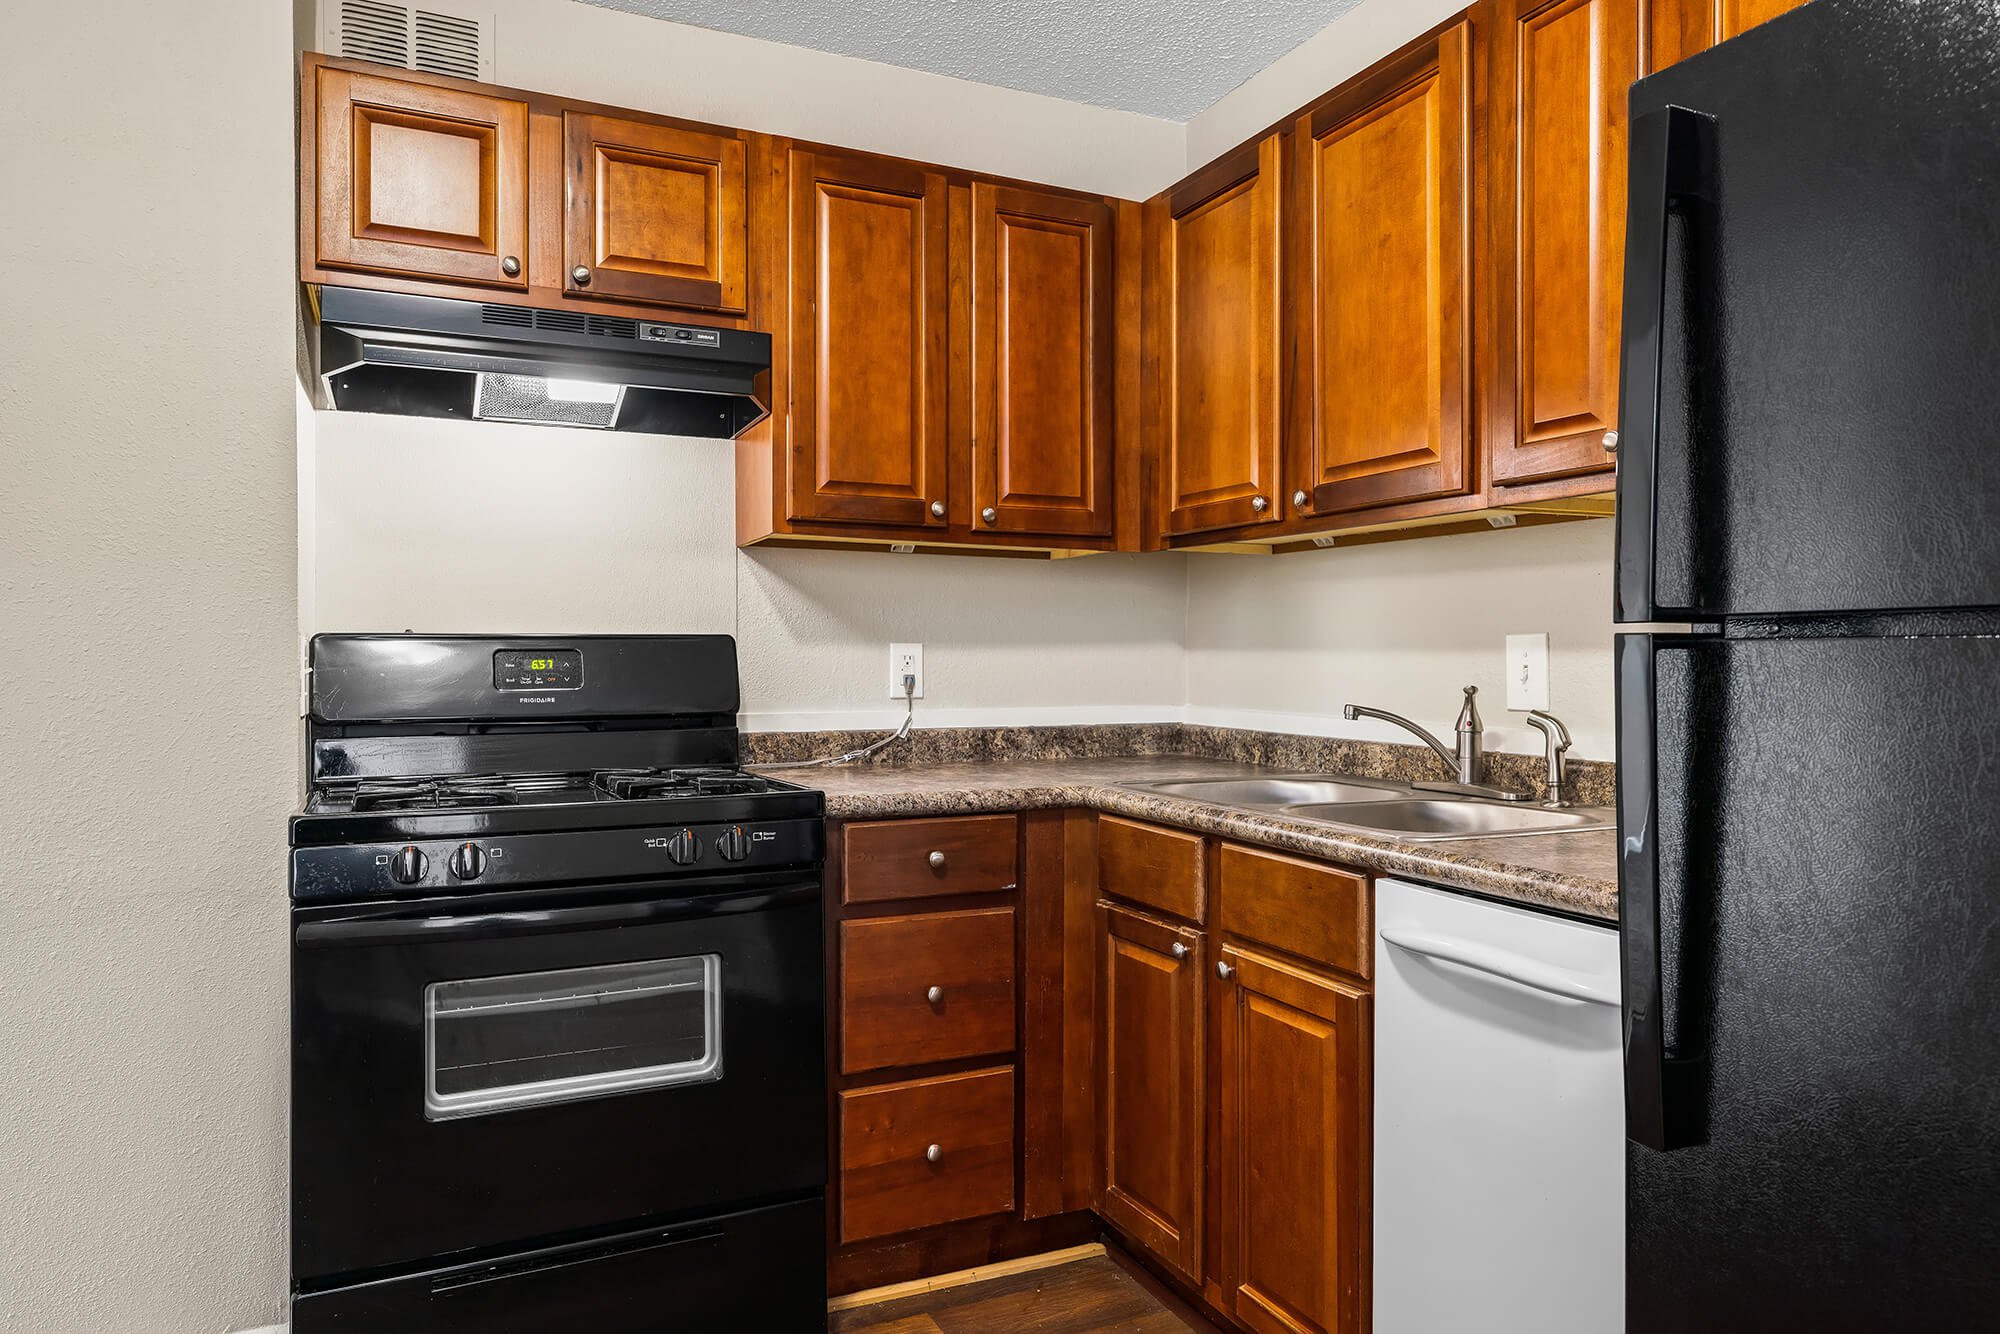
top-left (1617, 632), bottom-right (2000, 1329)
top-left (1615, 0), bottom-right (2000, 621)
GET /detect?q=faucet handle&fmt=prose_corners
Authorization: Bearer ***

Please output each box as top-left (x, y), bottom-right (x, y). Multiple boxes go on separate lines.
top-left (1455, 685), bottom-right (1483, 734)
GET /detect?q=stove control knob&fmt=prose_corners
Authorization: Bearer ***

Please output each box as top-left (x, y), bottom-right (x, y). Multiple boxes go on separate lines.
top-left (447, 842), bottom-right (488, 881)
top-left (665, 828), bottom-right (702, 865)
top-left (390, 845), bottom-right (429, 885)
top-left (717, 826), bottom-right (751, 862)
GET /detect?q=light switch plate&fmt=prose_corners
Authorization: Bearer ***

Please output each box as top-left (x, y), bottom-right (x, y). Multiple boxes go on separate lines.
top-left (888, 643), bottom-right (925, 699)
top-left (1505, 633), bottom-right (1550, 712)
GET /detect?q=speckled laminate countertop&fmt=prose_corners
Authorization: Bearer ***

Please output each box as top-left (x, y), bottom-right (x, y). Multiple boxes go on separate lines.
top-left (797, 756), bottom-right (1619, 922)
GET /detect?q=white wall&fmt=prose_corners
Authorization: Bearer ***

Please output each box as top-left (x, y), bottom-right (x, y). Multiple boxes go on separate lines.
top-left (308, 410), bottom-right (1189, 728)
top-left (1185, 521), bottom-right (1618, 759)
top-left (0, 1), bottom-right (298, 1330)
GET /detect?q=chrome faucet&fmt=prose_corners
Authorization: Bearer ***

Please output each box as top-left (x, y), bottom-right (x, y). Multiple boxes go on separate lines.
top-left (1524, 710), bottom-right (1573, 808)
top-left (1343, 686), bottom-right (1528, 802)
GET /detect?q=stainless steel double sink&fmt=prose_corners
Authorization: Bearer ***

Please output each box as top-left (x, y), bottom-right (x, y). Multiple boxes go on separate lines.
top-left (1119, 775), bottom-right (1615, 842)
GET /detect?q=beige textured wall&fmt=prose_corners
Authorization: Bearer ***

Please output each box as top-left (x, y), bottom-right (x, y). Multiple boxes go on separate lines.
top-left (0, 1), bottom-right (298, 1330)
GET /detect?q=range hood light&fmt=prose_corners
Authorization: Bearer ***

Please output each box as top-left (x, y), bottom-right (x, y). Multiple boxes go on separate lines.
top-left (473, 372), bottom-right (626, 429)
top-left (544, 377), bottom-right (622, 404)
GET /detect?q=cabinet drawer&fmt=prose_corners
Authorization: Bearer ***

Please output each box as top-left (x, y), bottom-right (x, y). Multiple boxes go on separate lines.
top-left (841, 908), bottom-right (1016, 1074)
top-left (1217, 842), bottom-right (1371, 979)
top-left (842, 815), bottom-right (1019, 904)
top-left (838, 1066), bottom-right (1016, 1243)
top-left (1098, 816), bottom-right (1206, 922)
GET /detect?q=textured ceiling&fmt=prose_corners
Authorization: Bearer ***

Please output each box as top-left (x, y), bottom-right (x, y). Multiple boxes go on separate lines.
top-left (572, 0), bottom-right (1368, 120)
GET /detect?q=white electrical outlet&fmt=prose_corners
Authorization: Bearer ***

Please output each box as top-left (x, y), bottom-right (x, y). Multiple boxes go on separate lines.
top-left (888, 643), bottom-right (925, 699)
top-left (1505, 633), bottom-right (1550, 712)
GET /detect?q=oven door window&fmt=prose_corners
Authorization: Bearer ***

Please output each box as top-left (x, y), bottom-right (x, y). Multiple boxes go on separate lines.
top-left (424, 955), bottom-right (722, 1120)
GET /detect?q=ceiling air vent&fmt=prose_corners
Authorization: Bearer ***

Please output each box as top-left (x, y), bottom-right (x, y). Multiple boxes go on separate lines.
top-left (323, 1), bottom-right (495, 81)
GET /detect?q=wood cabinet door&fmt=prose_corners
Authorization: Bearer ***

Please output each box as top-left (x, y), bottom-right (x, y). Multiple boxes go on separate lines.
top-left (562, 112), bottom-right (748, 312)
top-left (1488, 0), bottom-right (1638, 488)
top-left (1647, 0), bottom-right (1812, 70)
top-left (1297, 18), bottom-right (1476, 515)
top-left (1214, 945), bottom-right (1371, 1334)
top-left (970, 184), bottom-right (1116, 538)
top-left (1153, 136), bottom-right (1284, 537)
top-left (786, 150), bottom-right (950, 529)
top-left (313, 67), bottom-right (529, 289)
top-left (1097, 902), bottom-right (1205, 1285)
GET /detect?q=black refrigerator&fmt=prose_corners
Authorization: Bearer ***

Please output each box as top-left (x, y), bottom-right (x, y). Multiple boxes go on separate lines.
top-left (1615, 0), bottom-right (2000, 1328)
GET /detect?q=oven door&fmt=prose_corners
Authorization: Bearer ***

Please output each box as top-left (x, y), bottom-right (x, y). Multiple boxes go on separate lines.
top-left (291, 871), bottom-right (825, 1281)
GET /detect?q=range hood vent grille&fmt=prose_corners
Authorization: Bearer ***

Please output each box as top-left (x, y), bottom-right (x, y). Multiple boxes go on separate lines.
top-left (324, 1), bottom-right (494, 81)
top-left (479, 304), bottom-right (639, 341)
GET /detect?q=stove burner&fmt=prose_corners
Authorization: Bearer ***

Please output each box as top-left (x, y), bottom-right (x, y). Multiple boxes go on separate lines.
top-left (342, 772), bottom-right (597, 812)
top-left (325, 767), bottom-right (775, 812)
top-left (594, 767), bottom-right (775, 800)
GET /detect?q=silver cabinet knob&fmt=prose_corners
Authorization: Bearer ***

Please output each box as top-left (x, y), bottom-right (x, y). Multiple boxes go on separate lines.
top-left (927, 985), bottom-right (944, 1004)
top-left (571, 264), bottom-right (592, 287)
top-left (1250, 495), bottom-right (1269, 513)
top-left (1602, 429), bottom-right (1620, 453)
top-left (1170, 941), bottom-right (1188, 960)
top-left (927, 850), bottom-right (946, 870)
top-left (980, 507), bottom-right (998, 525)
top-left (925, 1143), bottom-right (942, 1164)
top-left (929, 500), bottom-right (945, 518)
top-left (500, 255), bottom-right (520, 277)
top-left (1292, 489), bottom-right (1309, 511)
top-left (1216, 960), bottom-right (1236, 980)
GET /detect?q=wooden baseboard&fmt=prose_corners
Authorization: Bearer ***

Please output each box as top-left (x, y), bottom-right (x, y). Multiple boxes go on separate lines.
top-left (827, 1242), bottom-right (1107, 1313)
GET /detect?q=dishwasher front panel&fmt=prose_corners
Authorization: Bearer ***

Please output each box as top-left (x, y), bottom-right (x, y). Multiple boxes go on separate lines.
top-left (1373, 877), bottom-right (1623, 1334)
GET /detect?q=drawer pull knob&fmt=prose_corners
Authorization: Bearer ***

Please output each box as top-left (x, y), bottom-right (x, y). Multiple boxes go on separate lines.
top-left (925, 1143), bottom-right (943, 1164)
top-left (927, 850), bottom-right (946, 870)
top-left (926, 985), bottom-right (944, 1004)
top-left (1217, 960), bottom-right (1236, 981)
top-left (1170, 941), bottom-right (1188, 960)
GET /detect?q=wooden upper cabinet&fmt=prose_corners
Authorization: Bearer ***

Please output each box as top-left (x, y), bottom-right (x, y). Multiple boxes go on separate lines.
top-left (313, 66), bottom-right (529, 290)
top-left (1488, 0), bottom-right (1637, 488)
top-left (1097, 902), bottom-right (1205, 1286)
top-left (1153, 135), bottom-right (1284, 537)
top-left (562, 112), bottom-right (748, 312)
top-left (1647, 0), bottom-right (1813, 70)
top-left (1296, 17), bottom-right (1476, 515)
top-left (971, 184), bottom-right (1116, 538)
top-left (786, 149), bottom-right (950, 528)
top-left (1214, 945), bottom-right (1371, 1334)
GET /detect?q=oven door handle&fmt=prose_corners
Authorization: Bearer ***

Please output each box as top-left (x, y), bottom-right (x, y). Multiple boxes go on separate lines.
top-left (294, 879), bottom-right (818, 949)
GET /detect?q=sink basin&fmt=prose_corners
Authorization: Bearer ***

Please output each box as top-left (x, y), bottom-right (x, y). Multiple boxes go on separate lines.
top-left (1135, 776), bottom-right (1408, 807)
top-left (1285, 799), bottom-right (1615, 841)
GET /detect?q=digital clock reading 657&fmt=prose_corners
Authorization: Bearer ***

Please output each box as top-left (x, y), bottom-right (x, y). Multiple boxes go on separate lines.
top-left (494, 648), bottom-right (583, 691)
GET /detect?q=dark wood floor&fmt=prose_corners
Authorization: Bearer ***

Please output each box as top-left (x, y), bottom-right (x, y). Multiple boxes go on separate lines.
top-left (831, 1252), bottom-right (1211, 1334)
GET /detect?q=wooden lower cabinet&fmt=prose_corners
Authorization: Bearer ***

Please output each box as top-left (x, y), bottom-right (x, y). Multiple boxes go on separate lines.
top-left (830, 812), bottom-right (1375, 1328)
top-left (1096, 901), bottom-right (1206, 1285)
top-left (1213, 944), bottom-right (1372, 1334)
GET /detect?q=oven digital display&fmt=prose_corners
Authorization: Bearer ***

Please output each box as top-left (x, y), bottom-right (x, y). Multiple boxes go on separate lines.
top-left (494, 648), bottom-right (583, 691)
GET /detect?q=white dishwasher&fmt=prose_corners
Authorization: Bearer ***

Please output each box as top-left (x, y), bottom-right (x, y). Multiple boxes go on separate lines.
top-left (1373, 877), bottom-right (1624, 1334)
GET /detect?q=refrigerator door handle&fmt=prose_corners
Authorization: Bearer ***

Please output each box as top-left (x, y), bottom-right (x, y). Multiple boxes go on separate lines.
top-left (1615, 104), bottom-right (1714, 624)
top-left (1617, 634), bottom-right (1705, 1151)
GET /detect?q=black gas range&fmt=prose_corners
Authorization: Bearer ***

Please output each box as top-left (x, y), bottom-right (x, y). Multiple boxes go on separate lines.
top-left (289, 634), bottom-right (827, 1333)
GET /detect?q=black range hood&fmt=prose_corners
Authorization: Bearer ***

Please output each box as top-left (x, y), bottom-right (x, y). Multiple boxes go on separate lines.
top-left (313, 286), bottom-right (772, 438)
